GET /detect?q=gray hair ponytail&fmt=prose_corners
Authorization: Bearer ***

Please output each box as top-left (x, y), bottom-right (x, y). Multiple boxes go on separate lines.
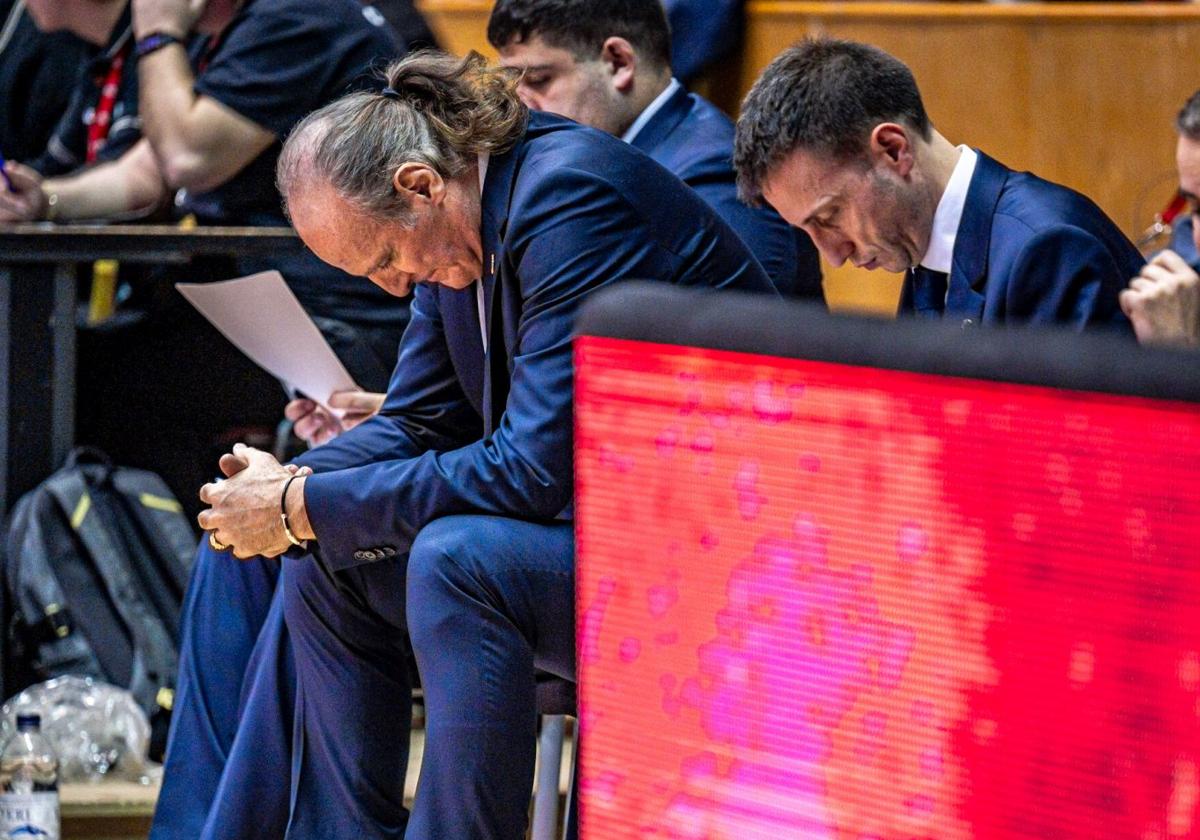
top-left (278, 50), bottom-right (528, 225)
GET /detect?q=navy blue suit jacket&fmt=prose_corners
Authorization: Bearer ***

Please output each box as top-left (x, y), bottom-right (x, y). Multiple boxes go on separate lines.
top-left (1169, 216), bottom-right (1200, 270)
top-left (900, 151), bottom-right (1142, 330)
top-left (294, 113), bottom-right (774, 570)
top-left (631, 84), bottom-right (823, 300)
top-left (663, 0), bottom-right (741, 82)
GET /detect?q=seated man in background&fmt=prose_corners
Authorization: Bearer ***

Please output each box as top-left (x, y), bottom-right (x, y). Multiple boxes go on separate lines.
top-left (193, 52), bottom-right (773, 839)
top-left (21, 0), bottom-right (432, 179)
top-left (1119, 89), bottom-right (1200, 348)
top-left (487, 0), bottom-right (823, 301)
top-left (22, 0), bottom-right (139, 176)
top-left (1, 0), bottom-right (410, 390)
top-left (1162, 90), bottom-right (1200, 272)
top-left (0, 0), bottom-right (90, 164)
top-left (734, 38), bottom-right (1141, 331)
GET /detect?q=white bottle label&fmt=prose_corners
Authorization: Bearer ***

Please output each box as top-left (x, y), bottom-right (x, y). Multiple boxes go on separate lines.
top-left (0, 792), bottom-right (59, 840)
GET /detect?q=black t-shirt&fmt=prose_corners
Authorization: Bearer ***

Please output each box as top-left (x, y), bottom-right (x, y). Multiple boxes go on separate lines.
top-left (31, 6), bottom-right (139, 177)
top-left (365, 0), bottom-right (437, 51)
top-left (0, 0), bottom-right (93, 163)
top-left (184, 0), bottom-right (407, 327)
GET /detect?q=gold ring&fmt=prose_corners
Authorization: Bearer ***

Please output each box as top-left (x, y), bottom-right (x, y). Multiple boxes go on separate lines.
top-left (208, 531), bottom-right (230, 552)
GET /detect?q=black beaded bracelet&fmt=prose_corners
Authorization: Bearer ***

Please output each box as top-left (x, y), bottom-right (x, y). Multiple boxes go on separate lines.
top-left (134, 31), bottom-right (184, 60)
top-left (280, 473), bottom-right (306, 547)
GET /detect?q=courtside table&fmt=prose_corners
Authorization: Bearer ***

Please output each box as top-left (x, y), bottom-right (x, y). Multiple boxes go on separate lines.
top-left (0, 224), bottom-right (299, 518)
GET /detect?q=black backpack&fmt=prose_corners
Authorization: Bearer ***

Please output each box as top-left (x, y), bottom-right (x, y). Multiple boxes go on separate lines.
top-left (1, 449), bottom-right (195, 755)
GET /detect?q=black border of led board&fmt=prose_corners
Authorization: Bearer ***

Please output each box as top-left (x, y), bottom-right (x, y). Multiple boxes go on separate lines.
top-left (577, 283), bottom-right (1200, 405)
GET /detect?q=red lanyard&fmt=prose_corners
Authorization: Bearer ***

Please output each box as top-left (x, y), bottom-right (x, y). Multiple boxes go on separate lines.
top-left (86, 44), bottom-right (130, 163)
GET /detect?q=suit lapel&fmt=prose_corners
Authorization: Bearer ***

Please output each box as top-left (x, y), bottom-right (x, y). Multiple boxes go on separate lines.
top-left (439, 143), bottom-right (520, 423)
top-left (478, 143), bottom-right (519, 436)
top-left (947, 150), bottom-right (1007, 322)
top-left (628, 84), bottom-right (691, 157)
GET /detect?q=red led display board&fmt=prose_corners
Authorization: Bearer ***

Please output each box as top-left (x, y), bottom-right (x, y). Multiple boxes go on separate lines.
top-left (574, 330), bottom-right (1200, 839)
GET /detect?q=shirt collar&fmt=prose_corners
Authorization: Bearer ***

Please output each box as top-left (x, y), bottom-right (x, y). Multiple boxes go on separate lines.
top-left (919, 145), bottom-right (978, 274)
top-left (620, 77), bottom-right (682, 145)
top-left (478, 152), bottom-right (489, 197)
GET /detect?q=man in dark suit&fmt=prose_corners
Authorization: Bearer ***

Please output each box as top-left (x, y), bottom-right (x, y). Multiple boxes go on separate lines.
top-left (1120, 89), bottom-right (1200, 348)
top-left (734, 38), bottom-right (1141, 331)
top-left (1167, 90), bottom-right (1200, 272)
top-left (197, 53), bottom-right (772, 838)
top-left (487, 0), bottom-right (823, 301)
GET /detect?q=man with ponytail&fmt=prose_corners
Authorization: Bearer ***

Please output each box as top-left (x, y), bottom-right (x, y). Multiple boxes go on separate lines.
top-left (185, 52), bottom-right (772, 838)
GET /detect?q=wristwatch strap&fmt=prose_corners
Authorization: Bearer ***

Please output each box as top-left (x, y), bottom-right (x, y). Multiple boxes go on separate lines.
top-left (134, 31), bottom-right (184, 60)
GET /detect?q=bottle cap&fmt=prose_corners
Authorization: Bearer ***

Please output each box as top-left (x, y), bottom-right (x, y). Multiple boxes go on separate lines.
top-left (15, 714), bottom-right (40, 731)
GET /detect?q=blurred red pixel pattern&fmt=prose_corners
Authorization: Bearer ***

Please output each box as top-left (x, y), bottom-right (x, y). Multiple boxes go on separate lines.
top-left (574, 336), bottom-right (1200, 839)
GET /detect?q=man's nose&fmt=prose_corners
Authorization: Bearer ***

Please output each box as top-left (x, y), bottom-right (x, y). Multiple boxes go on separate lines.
top-left (810, 229), bottom-right (852, 268)
top-left (516, 86), bottom-right (541, 111)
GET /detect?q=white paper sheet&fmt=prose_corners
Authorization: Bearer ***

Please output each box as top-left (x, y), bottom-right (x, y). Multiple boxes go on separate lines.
top-left (176, 271), bottom-right (359, 410)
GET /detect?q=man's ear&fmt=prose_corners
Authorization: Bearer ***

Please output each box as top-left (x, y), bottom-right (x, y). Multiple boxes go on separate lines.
top-left (600, 36), bottom-right (638, 94)
top-left (392, 163), bottom-right (446, 205)
top-left (870, 123), bottom-right (916, 178)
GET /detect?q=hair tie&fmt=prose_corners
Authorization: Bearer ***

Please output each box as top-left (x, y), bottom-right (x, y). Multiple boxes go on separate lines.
top-left (381, 86), bottom-right (402, 101)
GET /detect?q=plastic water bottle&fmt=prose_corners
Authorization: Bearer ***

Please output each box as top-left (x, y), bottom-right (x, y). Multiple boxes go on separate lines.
top-left (0, 714), bottom-right (59, 840)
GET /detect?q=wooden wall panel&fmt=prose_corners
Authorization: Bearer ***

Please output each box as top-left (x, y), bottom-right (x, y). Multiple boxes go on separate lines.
top-left (417, 1), bottom-right (1200, 314)
top-left (420, 0), bottom-right (496, 59)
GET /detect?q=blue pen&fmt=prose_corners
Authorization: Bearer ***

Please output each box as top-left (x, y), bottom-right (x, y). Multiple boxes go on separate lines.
top-left (0, 151), bottom-right (14, 192)
top-left (0, 151), bottom-right (14, 193)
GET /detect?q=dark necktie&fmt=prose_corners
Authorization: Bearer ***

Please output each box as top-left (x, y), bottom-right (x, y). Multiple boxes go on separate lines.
top-left (911, 266), bottom-right (949, 319)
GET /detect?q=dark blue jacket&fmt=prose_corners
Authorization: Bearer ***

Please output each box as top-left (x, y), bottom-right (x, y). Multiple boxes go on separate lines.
top-left (294, 113), bottom-right (774, 570)
top-left (631, 84), bottom-right (823, 300)
top-left (664, 0), bottom-right (741, 82)
top-left (1169, 216), bottom-right (1200, 270)
top-left (901, 151), bottom-right (1141, 330)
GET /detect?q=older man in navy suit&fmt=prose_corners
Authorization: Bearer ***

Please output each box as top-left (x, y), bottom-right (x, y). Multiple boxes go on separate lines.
top-left (735, 38), bottom-right (1141, 331)
top-left (487, 0), bottom-right (823, 301)
top-left (194, 52), bottom-right (772, 839)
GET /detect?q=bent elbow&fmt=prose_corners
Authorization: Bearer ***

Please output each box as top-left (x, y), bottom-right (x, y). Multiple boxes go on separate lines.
top-left (159, 151), bottom-right (224, 194)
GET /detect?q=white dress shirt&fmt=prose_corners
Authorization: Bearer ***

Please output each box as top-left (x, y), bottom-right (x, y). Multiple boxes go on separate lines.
top-left (476, 153), bottom-right (490, 353)
top-left (620, 78), bottom-right (683, 145)
top-left (919, 145), bottom-right (978, 274)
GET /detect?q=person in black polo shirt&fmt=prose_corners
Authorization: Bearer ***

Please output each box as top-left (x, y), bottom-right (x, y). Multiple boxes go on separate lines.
top-left (0, 0), bottom-right (91, 164)
top-left (21, 0), bottom-right (139, 175)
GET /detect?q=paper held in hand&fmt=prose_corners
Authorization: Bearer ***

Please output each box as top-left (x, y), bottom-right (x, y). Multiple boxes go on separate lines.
top-left (176, 270), bottom-right (359, 413)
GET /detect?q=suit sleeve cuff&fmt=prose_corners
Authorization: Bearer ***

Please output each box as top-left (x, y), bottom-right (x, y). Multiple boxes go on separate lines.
top-left (302, 472), bottom-right (402, 572)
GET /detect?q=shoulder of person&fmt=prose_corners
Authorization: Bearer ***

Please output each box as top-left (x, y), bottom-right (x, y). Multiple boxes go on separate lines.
top-left (231, 0), bottom-right (380, 38)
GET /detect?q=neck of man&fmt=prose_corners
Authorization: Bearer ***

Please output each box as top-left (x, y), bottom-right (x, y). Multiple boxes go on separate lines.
top-left (73, 0), bottom-right (127, 46)
top-left (613, 65), bottom-right (674, 137)
top-left (923, 129), bottom-right (964, 208)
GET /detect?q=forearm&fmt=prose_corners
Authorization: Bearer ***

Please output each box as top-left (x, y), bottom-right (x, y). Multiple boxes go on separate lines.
top-left (138, 44), bottom-right (208, 189)
top-left (43, 141), bottom-right (166, 221)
